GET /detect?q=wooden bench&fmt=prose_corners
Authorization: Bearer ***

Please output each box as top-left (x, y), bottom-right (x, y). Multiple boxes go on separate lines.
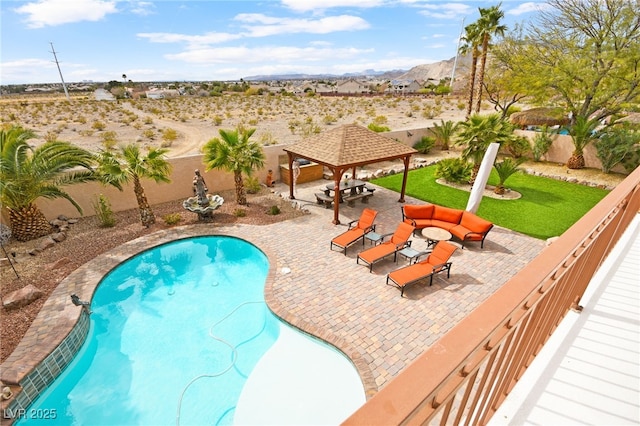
top-left (343, 191), bottom-right (373, 207)
top-left (314, 192), bottom-right (334, 208)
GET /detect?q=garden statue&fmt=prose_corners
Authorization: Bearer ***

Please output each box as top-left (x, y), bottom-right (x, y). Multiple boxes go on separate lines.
top-left (183, 169), bottom-right (224, 221)
top-left (292, 160), bottom-right (301, 194)
top-left (265, 169), bottom-right (275, 187)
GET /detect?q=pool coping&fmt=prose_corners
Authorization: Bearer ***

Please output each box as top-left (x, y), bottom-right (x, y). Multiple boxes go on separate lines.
top-left (0, 225), bottom-right (376, 421)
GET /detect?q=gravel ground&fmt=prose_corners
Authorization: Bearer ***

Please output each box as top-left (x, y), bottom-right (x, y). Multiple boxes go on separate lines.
top-left (0, 161), bottom-right (626, 363)
top-left (0, 188), bottom-right (306, 363)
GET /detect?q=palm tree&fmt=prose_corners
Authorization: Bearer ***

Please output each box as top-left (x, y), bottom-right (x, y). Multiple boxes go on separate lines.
top-left (202, 127), bottom-right (266, 206)
top-left (493, 157), bottom-right (525, 194)
top-left (431, 119), bottom-right (459, 151)
top-left (0, 126), bottom-right (96, 241)
top-left (455, 113), bottom-right (514, 184)
top-left (474, 4), bottom-right (507, 114)
top-left (565, 115), bottom-right (601, 169)
top-left (460, 22), bottom-right (482, 119)
top-left (95, 144), bottom-right (172, 227)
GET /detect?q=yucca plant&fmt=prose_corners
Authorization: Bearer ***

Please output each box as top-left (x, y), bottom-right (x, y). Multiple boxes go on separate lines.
top-left (0, 126), bottom-right (96, 241)
top-left (565, 115), bottom-right (601, 169)
top-left (493, 157), bottom-right (526, 194)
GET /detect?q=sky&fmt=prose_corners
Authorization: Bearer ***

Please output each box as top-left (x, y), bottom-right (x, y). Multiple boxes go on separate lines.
top-left (1, 0), bottom-right (550, 85)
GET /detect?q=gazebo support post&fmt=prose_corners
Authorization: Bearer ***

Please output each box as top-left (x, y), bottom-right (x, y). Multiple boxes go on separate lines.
top-left (287, 152), bottom-right (295, 200)
top-left (332, 168), bottom-right (344, 224)
top-left (399, 155), bottom-right (411, 203)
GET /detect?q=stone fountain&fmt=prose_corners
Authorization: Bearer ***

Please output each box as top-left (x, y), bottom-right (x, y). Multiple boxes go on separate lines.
top-left (182, 169), bottom-right (224, 221)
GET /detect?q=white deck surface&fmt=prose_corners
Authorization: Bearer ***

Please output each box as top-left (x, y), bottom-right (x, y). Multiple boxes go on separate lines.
top-left (492, 214), bottom-right (640, 425)
top-left (234, 322), bottom-right (366, 425)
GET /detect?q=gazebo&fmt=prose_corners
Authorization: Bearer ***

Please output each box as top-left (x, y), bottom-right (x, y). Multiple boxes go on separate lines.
top-left (283, 124), bottom-right (417, 224)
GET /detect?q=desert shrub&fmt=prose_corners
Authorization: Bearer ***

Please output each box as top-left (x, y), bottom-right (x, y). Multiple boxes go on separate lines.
top-left (457, 102), bottom-right (466, 110)
top-left (532, 127), bottom-right (554, 161)
top-left (92, 120), bottom-right (106, 131)
top-left (323, 115), bottom-right (337, 125)
top-left (373, 115), bottom-right (388, 125)
top-left (434, 158), bottom-right (472, 184)
top-left (143, 117), bottom-right (153, 125)
top-left (143, 129), bottom-right (155, 139)
top-left (267, 205), bottom-right (281, 215)
top-left (503, 135), bottom-right (531, 158)
top-left (163, 213), bottom-right (182, 225)
top-left (92, 194), bottom-right (116, 227)
top-left (44, 130), bottom-right (59, 143)
top-left (101, 131), bottom-right (118, 149)
top-left (413, 136), bottom-right (436, 154)
top-left (213, 115), bottom-right (223, 126)
top-left (161, 128), bottom-right (178, 147)
top-left (233, 208), bottom-right (247, 217)
top-left (367, 123), bottom-right (390, 133)
top-left (245, 176), bottom-right (261, 194)
top-left (595, 126), bottom-right (640, 173)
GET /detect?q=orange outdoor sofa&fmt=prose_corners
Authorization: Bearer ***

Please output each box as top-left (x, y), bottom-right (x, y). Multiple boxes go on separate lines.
top-left (330, 208), bottom-right (378, 255)
top-left (356, 222), bottom-right (415, 272)
top-left (401, 204), bottom-right (494, 249)
top-left (386, 240), bottom-right (457, 297)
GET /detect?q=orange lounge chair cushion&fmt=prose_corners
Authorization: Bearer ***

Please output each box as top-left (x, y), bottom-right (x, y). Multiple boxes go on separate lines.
top-left (403, 204), bottom-right (434, 220)
top-left (358, 242), bottom-right (398, 264)
top-left (432, 205), bottom-right (463, 224)
top-left (332, 228), bottom-right (365, 248)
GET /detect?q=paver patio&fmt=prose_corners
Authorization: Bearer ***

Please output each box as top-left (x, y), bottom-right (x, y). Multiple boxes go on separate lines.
top-left (0, 179), bottom-right (546, 401)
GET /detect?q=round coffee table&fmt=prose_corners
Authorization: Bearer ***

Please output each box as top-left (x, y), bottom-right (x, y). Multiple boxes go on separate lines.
top-left (420, 227), bottom-right (452, 247)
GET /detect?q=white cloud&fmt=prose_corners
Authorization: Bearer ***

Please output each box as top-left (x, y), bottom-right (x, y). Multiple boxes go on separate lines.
top-left (507, 2), bottom-right (552, 16)
top-left (14, 0), bottom-right (117, 28)
top-left (129, 1), bottom-right (155, 16)
top-left (165, 45), bottom-right (374, 64)
top-left (281, 0), bottom-right (385, 13)
top-left (418, 3), bottom-right (472, 20)
top-left (235, 13), bottom-right (370, 36)
top-left (137, 32), bottom-right (242, 47)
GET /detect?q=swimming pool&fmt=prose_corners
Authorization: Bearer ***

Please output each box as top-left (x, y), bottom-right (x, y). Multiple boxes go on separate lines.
top-left (18, 236), bottom-right (364, 425)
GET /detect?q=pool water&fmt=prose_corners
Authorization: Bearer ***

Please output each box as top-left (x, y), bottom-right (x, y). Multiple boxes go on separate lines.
top-left (19, 236), bottom-right (283, 425)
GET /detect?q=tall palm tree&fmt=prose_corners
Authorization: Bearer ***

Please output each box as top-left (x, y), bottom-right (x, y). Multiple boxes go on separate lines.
top-left (431, 119), bottom-right (459, 151)
top-left (455, 113), bottom-right (514, 184)
top-left (202, 127), bottom-right (266, 206)
top-left (460, 22), bottom-right (482, 120)
top-left (474, 4), bottom-right (507, 114)
top-left (0, 126), bottom-right (96, 241)
top-left (565, 115), bottom-right (601, 169)
top-left (95, 144), bottom-right (172, 227)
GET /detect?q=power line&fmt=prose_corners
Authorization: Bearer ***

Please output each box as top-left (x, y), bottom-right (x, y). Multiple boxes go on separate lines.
top-left (50, 42), bottom-right (70, 101)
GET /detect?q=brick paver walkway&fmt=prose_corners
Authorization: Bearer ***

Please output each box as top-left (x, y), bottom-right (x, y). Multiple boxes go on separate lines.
top-left (0, 180), bottom-right (545, 401)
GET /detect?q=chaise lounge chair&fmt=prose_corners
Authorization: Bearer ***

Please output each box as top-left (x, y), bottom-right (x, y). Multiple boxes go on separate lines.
top-left (386, 240), bottom-right (457, 297)
top-left (356, 222), bottom-right (415, 272)
top-left (330, 208), bottom-right (378, 255)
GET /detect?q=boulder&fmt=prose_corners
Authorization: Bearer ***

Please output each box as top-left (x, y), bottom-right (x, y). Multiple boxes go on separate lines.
top-left (2, 284), bottom-right (43, 310)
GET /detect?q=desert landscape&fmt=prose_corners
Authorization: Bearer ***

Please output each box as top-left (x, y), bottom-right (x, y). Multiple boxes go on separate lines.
top-left (0, 92), bottom-right (470, 157)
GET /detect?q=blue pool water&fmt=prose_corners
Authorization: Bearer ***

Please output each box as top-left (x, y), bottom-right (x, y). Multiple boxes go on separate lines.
top-left (19, 236), bottom-right (281, 425)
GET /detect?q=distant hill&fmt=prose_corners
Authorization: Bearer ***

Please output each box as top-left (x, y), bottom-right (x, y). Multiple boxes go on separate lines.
top-left (243, 55), bottom-right (471, 86)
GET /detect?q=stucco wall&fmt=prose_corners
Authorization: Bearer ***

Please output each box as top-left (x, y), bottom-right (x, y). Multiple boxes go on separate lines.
top-left (2, 128), bottom-right (627, 224)
top-left (25, 144), bottom-right (289, 221)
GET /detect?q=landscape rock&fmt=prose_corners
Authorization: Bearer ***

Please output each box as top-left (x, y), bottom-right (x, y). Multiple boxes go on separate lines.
top-left (38, 237), bottom-right (56, 251)
top-left (46, 257), bottom-right (72, 270)
top-left (51, 232), bottom-right (66, 242)
top-left (51, 218), bottom-right (67, 228)
top-left (2, 284), bottom-right (43, 310)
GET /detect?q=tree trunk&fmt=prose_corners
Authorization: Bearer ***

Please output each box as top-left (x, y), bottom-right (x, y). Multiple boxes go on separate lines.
top-left (474, 37), bottom-right (490, 113)
top-left (7, 204), bottom-right (52, 242)
top-left (234, 170), bottom-right (247, 205)
top-left (466, 53), bottom-right (478, 120)
top-left (133, 175), bottom-right (155, 227)
top-left (469, 162), bottom-right (481, 186)
top-left (567, 153), bottom-right (585, 169)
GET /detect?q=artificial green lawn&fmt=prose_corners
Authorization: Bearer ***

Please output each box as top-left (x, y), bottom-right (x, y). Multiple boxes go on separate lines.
top-left (371, 166), bottom-right (610, 240)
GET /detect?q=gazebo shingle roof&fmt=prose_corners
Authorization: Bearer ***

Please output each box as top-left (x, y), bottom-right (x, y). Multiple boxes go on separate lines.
top-left (284, 124), bottom-right (417, 168)
top-left (283, 124), bottom-right (417, 224)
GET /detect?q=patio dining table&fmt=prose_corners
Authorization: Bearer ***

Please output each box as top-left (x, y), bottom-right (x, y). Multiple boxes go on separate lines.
top-left (325, 179), bottom-right (367, 202)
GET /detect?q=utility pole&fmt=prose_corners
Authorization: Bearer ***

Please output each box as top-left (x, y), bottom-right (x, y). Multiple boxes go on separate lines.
top-left (450, 17), bottom-right (465, 89)
top-left (50, 42), bottom-right (70, 101)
